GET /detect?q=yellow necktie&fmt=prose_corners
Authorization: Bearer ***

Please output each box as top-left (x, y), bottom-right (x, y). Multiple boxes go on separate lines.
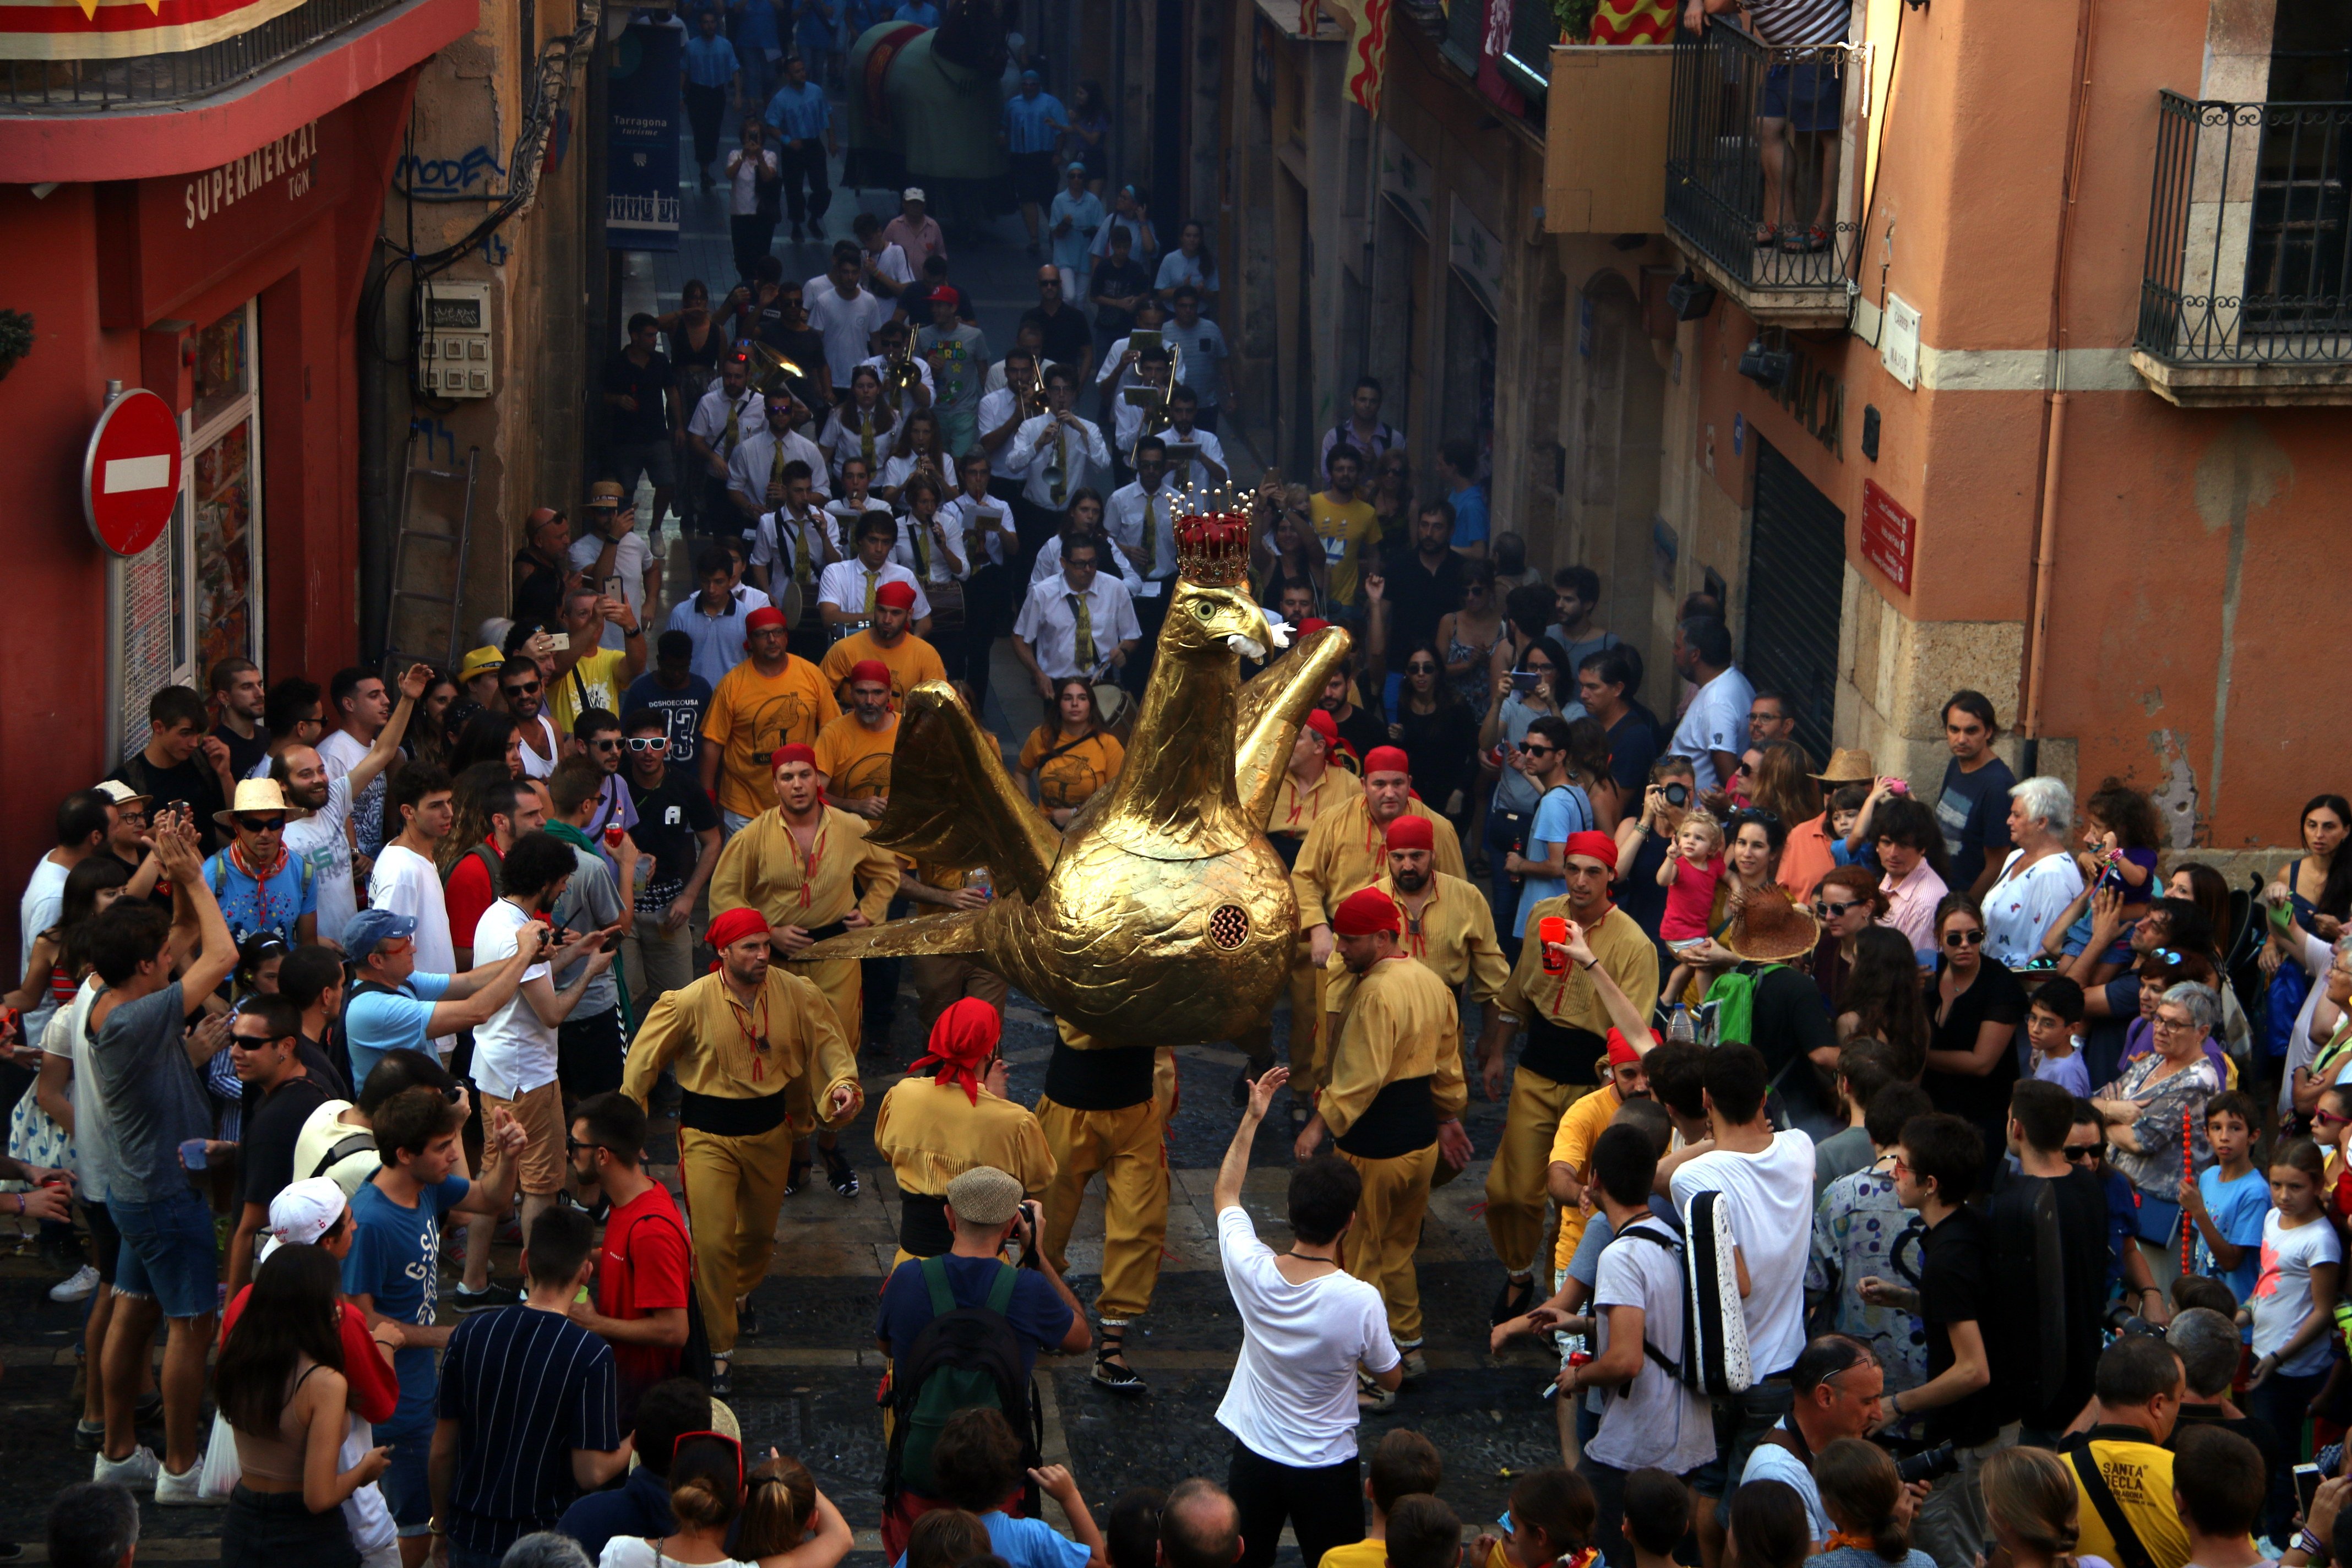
top-left (723, 399), bottom-right (743, 455)
top-left (864, 569), bottom-right (880, 614)
top-left (1068, 591), bottom-right (1095, 672)
top-left (770, 433), bottom-right (786, 490)
top-left (795, 514), bottom-right (816, 595)
top-left (860, 411), bottom-right (875, 470)
top-left (911, 518), bottom-right (931, 578)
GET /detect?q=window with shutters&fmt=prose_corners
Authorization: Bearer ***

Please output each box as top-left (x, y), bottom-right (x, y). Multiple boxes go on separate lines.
top-left (1742, 439), bottom-right (1844, 764)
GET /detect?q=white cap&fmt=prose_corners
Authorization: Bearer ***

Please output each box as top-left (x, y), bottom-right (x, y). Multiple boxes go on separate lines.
top-left (257, 1177), bottom-right (349, 1264)
top-left (902, 187), bottom-right (927, 205)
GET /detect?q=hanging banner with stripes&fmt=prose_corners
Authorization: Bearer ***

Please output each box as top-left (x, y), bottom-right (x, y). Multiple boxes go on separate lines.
top-left (1320, 0), bottom-right (1395, 113)
top-left (0, 0), bottom-right (311, 61)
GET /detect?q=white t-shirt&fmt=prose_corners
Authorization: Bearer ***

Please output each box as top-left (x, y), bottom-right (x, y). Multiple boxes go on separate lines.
top-left (1983, 847), bottom-right (2086, 968)
top-left (293, 1099), bottom-right (378, 1199)
top-left (19, 852), bottom-right (69, 1040)
top-left (283, 774), bottom-right (357, 947)
top-left (571, 529), bottom-right (656, 651)
top-left (602, 1541), bottom-right (759, 1568)
top-left (318, 728), bottom-right (387, 860)
top-left (1670, 1129), bottom-right (1816, 1377)
top-left (1213, 1205), bottom-right (1398, 1468)
top-left (517, 711), bottom-right (562, 780)
top-left (2251, 1211), bottom-right (2343, 1376)
top-left (1586, 1221), bottom-right (1717, 1474)
top-left (1669, 665), bottom-right (1756, 793)
top-left (1740, 1422), bottom-right (1832, 1543)
top-left (468, 901), bottom-right (554, 1100)
top-left (804, 282), bottom-right (891, 386)
top-left (40, 980), bottom-right (111, 1201)
top-left (369, 845), bottom-right (455, 978)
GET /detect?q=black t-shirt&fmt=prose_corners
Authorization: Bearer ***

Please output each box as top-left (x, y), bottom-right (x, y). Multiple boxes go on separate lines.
top-left (1021, 303), bottom-right (1093, 370)
top-left (621, 673), bottom-right (713, 768)
top-left (625, 767), bottom-right (721, 892)
top-left (603, 351), bottom-right (675, 444)
top-left (1988, 1166), bottom-right (2111, 1433)
top-left (757, 322), bottom-right (831, 392)
top-left (1921, 958), bottom-right (2028, 1126)
top-left (2172, 1404), bottom-right (2288, 1516)
top-left (1377, 542), bottom-right (1466, 673)
top-left (1397, 701), bottom-right (1479, 813)
top-left (1334, 703), bottom-right (1389, 763)
top-left (1745, 962), bottom-right (1838, 1136)
top-left (1606, 705), bottom-right (1660, 793)
top-left (1919, 1204), bottom-right (2003, 1445)
top-left (212, 722), bottom-right (271, 786)
top-left (111, 752), bottom-right (228, 855)
top-left (241, 1072), bottom-right (335, 1209)
top-left (1089, 257), bottom-right (1152, 334)
top-left (1616, 826), bottom-right (1673, 956)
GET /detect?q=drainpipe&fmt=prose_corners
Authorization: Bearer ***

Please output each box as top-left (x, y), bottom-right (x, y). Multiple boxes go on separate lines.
top-left (2021, 0), bottom-right (2097, 777)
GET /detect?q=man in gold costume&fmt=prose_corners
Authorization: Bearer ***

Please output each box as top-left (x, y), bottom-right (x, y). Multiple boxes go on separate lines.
top-left (872, 998), bottom-right (1057, 1266)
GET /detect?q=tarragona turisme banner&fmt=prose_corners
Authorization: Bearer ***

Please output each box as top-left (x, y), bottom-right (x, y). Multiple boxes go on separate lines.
top-left (0, 0), bottom-right (318, 58)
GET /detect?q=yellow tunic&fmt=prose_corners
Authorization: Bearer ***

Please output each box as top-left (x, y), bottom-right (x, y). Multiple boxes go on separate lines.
top-left (1546, 1081), bottom-right (1625, 1270)
top-left (819, 629), bottom-right (949, 710)
top-left (1291, 798), bottom-right (1468, 929)
top-left (872, 1075), bottom-right (1059, 1198)
top-left (1495, 900), bottom-right (1662, 1040)
top-left (1321, 870), bottom-right (1510, 1026)
top-left (621, 967), bottom-right (862, 1126)
top-left (711, 804), bottom-right (901, 1043)
top-left (1320, 955), bottom-right (1469, 1140)
top-left (701, 655), bottom-right (843, 819)
top-left (1016, 727), bottom-right (1126, 818)
top-left (1266, 763), bottom-right (1362, 841)
top-left (812, 711), bottom-right (899, 802)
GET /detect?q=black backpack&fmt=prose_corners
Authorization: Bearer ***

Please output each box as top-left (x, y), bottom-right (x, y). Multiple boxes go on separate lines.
top-left (883, 1258), bottom-right (1044, 1509)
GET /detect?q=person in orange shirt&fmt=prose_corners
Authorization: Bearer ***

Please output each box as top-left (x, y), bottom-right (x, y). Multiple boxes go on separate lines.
top-left (814, 660), bottom-right (914, 1052)
top-left (818, 580), bottom-right (947, 709)
top-left (1016, 677), bottom-right (1126, 828)
top-left (699, 605), bottom-right (841, 835)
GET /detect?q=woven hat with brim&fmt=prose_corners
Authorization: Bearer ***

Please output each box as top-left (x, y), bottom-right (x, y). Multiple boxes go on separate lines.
top-left (214, 778), bottom-right (293, 830)
top-left (1721, 886), bottom-right (1823, 965)
top-left (1812, 747), bottom-right (1876, 784)
top-left (96, 778), bottom-right (151, 811)
top-left (586, 479), bottom-right (626, 511)
top-left (944, 1165), bottom-right (1024, 1227)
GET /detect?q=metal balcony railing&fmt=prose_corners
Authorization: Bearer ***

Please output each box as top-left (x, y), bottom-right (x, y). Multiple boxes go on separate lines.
top-left (0, 0), bottom-right (405, 112)
top-left (2137, 91), bottom-right (2352, 366)
top-left (1663, 20), bottom-right (1856, 292)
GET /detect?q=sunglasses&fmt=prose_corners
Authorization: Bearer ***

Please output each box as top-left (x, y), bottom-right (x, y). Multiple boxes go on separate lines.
top-left (229, 1030), bottom-right (291, 1049)
top-left (1943, 928), bottom-right (1985, 947)
top-left (1815, 899), bottom-right (1858, 917)
top-left (1521, 743), bottom-right (1558, 758)
top-left (1406, 662), bottom-right (1439, 674)
top-left (2064, 1142), bottom-right (2104, 1162)
top-left (627, 737), bottom-right (669, 752)
top-left (2318, 1109), bottom-right (2351, 1129)
top-left (503, 682), bottom-right (542, 698)
top-left (2147, 948), bottom-right (2184, 965)
top-left (237, 816), bottom-right (287, 832)
top-left (589, 738), bottom-right (622, 752)
top-left (1731, 807), bottom-right (1782, 827)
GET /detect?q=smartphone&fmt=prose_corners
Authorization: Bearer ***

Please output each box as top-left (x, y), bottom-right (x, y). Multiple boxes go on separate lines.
top-left (1510, 668), bottom-right (1539, 695)
top-left (601, 574), bottom-right (624, 601)
top-left (546, 631), bottom-right (571, 651)
top-left (2297, 1463), bottom-right (2323, 1522)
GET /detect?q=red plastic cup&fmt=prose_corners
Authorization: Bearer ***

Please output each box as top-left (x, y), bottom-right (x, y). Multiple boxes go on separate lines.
top-left (1538, 915), bottom-right (1569, 973)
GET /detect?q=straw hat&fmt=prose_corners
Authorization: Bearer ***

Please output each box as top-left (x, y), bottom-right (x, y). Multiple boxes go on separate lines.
top-left (1720, 886), bottom-right (1822, 965)
top-left (1811, 747), bottom-right (1876, 785)
top-left (213, 778), bottom-right (292, 829)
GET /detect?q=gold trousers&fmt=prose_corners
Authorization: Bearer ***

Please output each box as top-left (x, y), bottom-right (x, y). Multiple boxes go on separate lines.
top-left (1234, 950), bottom-right (1328, 1094)
top-left (1036, 1095), bottom-right (1170, 1325)
top-left (677, 1119), bottom-right (796, 1355)
top-left (1338, 1141), bottom-right (1438, 1346)
top-left (1483, 1066), bottom-right (1580, 1279)
top-left (910, 954), bottom-right (1009, 1031)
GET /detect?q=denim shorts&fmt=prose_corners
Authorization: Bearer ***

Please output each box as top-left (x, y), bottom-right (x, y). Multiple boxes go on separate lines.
top-left (1761, 61), bottom-right (1842, 134)
top-left (109, 1185), bottom-right (219, 1320)
top-left (377, 1408), bottom-right (437, 1536)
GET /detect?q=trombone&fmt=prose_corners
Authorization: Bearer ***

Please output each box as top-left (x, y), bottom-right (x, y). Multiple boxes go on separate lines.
top-left (881, 345), bottom-right (921, 413)
top-left (1125, 338), bottom-right (1183, 467)
top-left (743, 341), bottom-right (817, 409)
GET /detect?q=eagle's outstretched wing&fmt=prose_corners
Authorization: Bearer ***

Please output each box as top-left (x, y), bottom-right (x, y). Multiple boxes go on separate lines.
top-left (794, 905), bottom-right (992, 963)
top-left (862, 679), bottom-right (1059, 903)
top-left (1232, 625), bottom-right (1357, 827)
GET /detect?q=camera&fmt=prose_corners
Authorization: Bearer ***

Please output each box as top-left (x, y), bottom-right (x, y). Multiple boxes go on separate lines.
top-left (1663, 782), bottom-right (1690, 808)
top-left (1896, 1441), bottom-right (1958, 1485)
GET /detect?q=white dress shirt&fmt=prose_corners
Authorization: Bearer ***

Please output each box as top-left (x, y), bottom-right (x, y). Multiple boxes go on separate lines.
top-left (1161, 423), bottom-right (1227, 494)
top-left (726, 426), bottom-right (832, 509)
top-left (899, 510), bottom-right (970, 584)
top-left (747, 505), bottom-right (839, 588)
top-left (1106, 478), bottom-right (1180, 587)
top-left (818, 558), bottom-right (933, 621)
top-left (1004, 411), bottom-right (1111, 509)
top-left (1031, 530), bottom-right (1147, 596)
top-left (976, 387), bottom-right (1036, 478)
top-left (817, 401), bottom-right (901, 478)
top-left (1013, 571), bottom-right (1142, 680)
top-left (688, 383), bottom-right (763, 459)
top-left (857, 351), bottom-right (935, 397)
top-left (984, 357), bottom-right (1063, 395)
top-left (941, 491), bottom-right (1019, 569)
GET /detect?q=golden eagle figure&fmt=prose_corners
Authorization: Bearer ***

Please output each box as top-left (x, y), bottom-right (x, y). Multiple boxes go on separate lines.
top-left (789, 510), bottom-right (1353, 1045)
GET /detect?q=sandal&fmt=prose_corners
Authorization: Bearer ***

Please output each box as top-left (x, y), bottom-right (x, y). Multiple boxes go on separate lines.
top-left (1357, 1368), bottom-right (1397, 1412)
top-left (1754, 222), bottom-right (1780, 247)
top-left (710, 1357), bottom-right (732, 1397)
top-left (1779, 224), bottom-right (1831, 254)
top-left (1091, 1330), bottom-right (1146, 1394)
top-left (823, 1145), bottom-right (861, 1198)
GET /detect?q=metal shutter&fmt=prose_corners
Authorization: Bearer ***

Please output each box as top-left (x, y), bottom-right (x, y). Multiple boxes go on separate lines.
top-left (1744, 439), bottom-right (1845, 764)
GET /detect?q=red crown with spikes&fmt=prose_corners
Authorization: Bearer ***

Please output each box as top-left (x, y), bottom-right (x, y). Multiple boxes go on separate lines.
top-left (1177, 492), bottom-right (1250, 587)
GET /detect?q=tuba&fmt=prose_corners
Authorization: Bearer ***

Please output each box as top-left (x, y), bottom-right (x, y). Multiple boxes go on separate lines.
top-left (743, 341), bottom-right (817, 408)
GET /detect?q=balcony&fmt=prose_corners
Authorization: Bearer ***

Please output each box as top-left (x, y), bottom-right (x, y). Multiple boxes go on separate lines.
top-left (2134, 91), bottom-right (2352, 406)
top-left (0, 0), bottom-right (407, 111)
top-left (1663, 20), bottom-right (1860, 329)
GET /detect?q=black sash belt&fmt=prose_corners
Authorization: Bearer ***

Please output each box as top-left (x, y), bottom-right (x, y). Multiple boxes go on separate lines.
top-left (679, 1090), bottom-right (788, 1137)
top-left (899, 1192), bottom-right (953, 1256)
top-left (1336, 1075), bottom-right (1436, 1160)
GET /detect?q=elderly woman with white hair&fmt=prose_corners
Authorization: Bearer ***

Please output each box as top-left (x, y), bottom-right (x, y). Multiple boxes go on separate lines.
top-left (1981, 776), bottom-right (2084, 967)
top-left (2092, 980), bottom-right (2225, 1288)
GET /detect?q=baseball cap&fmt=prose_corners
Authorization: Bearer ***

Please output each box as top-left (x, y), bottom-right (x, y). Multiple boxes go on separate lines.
top-left (258, 1177), bottom-right (349, 1263)
top-left (902, 186), bottom-right (927, 205)
top-left (342, 907), bottom-right (417, 960)
top-left (944, 1166), bottom-right (1023, 1226)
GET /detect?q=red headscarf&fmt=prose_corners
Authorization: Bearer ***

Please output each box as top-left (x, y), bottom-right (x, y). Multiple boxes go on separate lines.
top-left (848, 659), bottom-right (892, 687)
top-left (1385, 815), bottom-right (1436, 853)
top-left (1303, 709), bottom-right (1338, 745)
top-left (745, 605), bottom-right (788, 631)
top-left (1562, 830), bottom-right (1620, 870)
top-left (705, 907), bottom-right (771, 971)
top-left (1363, 745), bottom-right (1411, 779)
top-left (1333, 888), bottom-right (1403, 937)
top-left (1607, 1027), bottom-right (1659, 1067)
top-left (909, 998), bottom-right (1002, 1104)
top-left (874, 580), bottom-right (919, 609)
top-left (771, 743), bottom-right (820, 771)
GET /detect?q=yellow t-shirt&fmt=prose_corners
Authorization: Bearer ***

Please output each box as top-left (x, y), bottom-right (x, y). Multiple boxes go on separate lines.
top-left (1310, 492), bottom-right (1380, 607)
top-left (813, 711), bottom-right (898, 802)
top-left (1017, 727), bottom-right (1125, 816)
top-left (1319, 1542), bottom-right (1387, 1568)
top-left (551, 648), bottom-right (630, 735)
top-left (2069, 1435), bottom-right (2191, 1568)
top-left (700, 656), bottom-right (842, 819)
top-left (819, 630), bottom-right (949, 710)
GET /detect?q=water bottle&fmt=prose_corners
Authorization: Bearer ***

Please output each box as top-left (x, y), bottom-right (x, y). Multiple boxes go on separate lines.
top-left (1667, 1003), bottom-right (1695, 1045)
top-left (968, 866), bottom-right (994, 902)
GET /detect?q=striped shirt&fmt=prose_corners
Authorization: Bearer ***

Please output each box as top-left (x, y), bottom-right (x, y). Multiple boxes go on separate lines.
top-left (1743, 0), bottom-right (1849, 46)
top-left (437, 1305), bottom-right (622, 1556)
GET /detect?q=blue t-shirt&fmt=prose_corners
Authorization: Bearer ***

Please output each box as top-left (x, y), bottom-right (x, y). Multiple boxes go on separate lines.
top-left (736, 0), bottom-right (780, 50)
top-left (766, 80), bottom-right (831, 140)
top-left (1449, 481), bottom-right (1490, 547)
top-left (1513, 784), bottom-right (1594, 937)
top-left (344, 1173), bottom-right (470, 1424)
top-left (204, 850), bottom-right (318, 946)
top-left (683, 32), bottom-right (741, 86)
top-left (874, 1254), bottom-right (1074, 1381)
top-left (1935, 755), bottom-right (2017, 891)
top-left (2195, 1164), bottom-right (2271, 1311)
top-left (890, 1513), bottom-right (1091, 1568)
top-left (439, 1305), bottom-right (622, 1556)
top-left (1002, 91), bottom-right (1068, 155)
top-left (344, 972), bottom-right (455, 1090)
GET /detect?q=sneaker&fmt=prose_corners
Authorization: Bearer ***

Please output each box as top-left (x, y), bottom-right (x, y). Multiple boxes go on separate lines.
top-left (790, 224), bottom-right (805, 243)
top-left (1398, 1349), bottom-right (1429, 1381)
top-left (155, 1461), bottom-right (219, 1506)
top-left (823, 1146), bottom-right (860, 1198)
top-left (50, 1264), bottom-right (100, 1304)
top-left (736, 1304), bottom-right (762, 1338)
top-left (92, 1445), bottom-right (159, 1487)
top-left (74, 1419), bottom-right (105, 1452)
top-left (453, 1282), bottom-right (521, 1312)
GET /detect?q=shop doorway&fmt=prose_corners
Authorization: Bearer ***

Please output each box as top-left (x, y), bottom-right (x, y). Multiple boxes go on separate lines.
top-left (1744, 438), bottom-right (1843, 763)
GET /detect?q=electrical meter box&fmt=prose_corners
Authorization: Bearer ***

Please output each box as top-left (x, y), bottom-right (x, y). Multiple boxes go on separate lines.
top-left (418, 281), bottom-right (494, 399)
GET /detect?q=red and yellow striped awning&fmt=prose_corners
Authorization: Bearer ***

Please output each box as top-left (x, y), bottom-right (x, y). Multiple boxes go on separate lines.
top-left (0, 0), bottom-right (311, 60)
